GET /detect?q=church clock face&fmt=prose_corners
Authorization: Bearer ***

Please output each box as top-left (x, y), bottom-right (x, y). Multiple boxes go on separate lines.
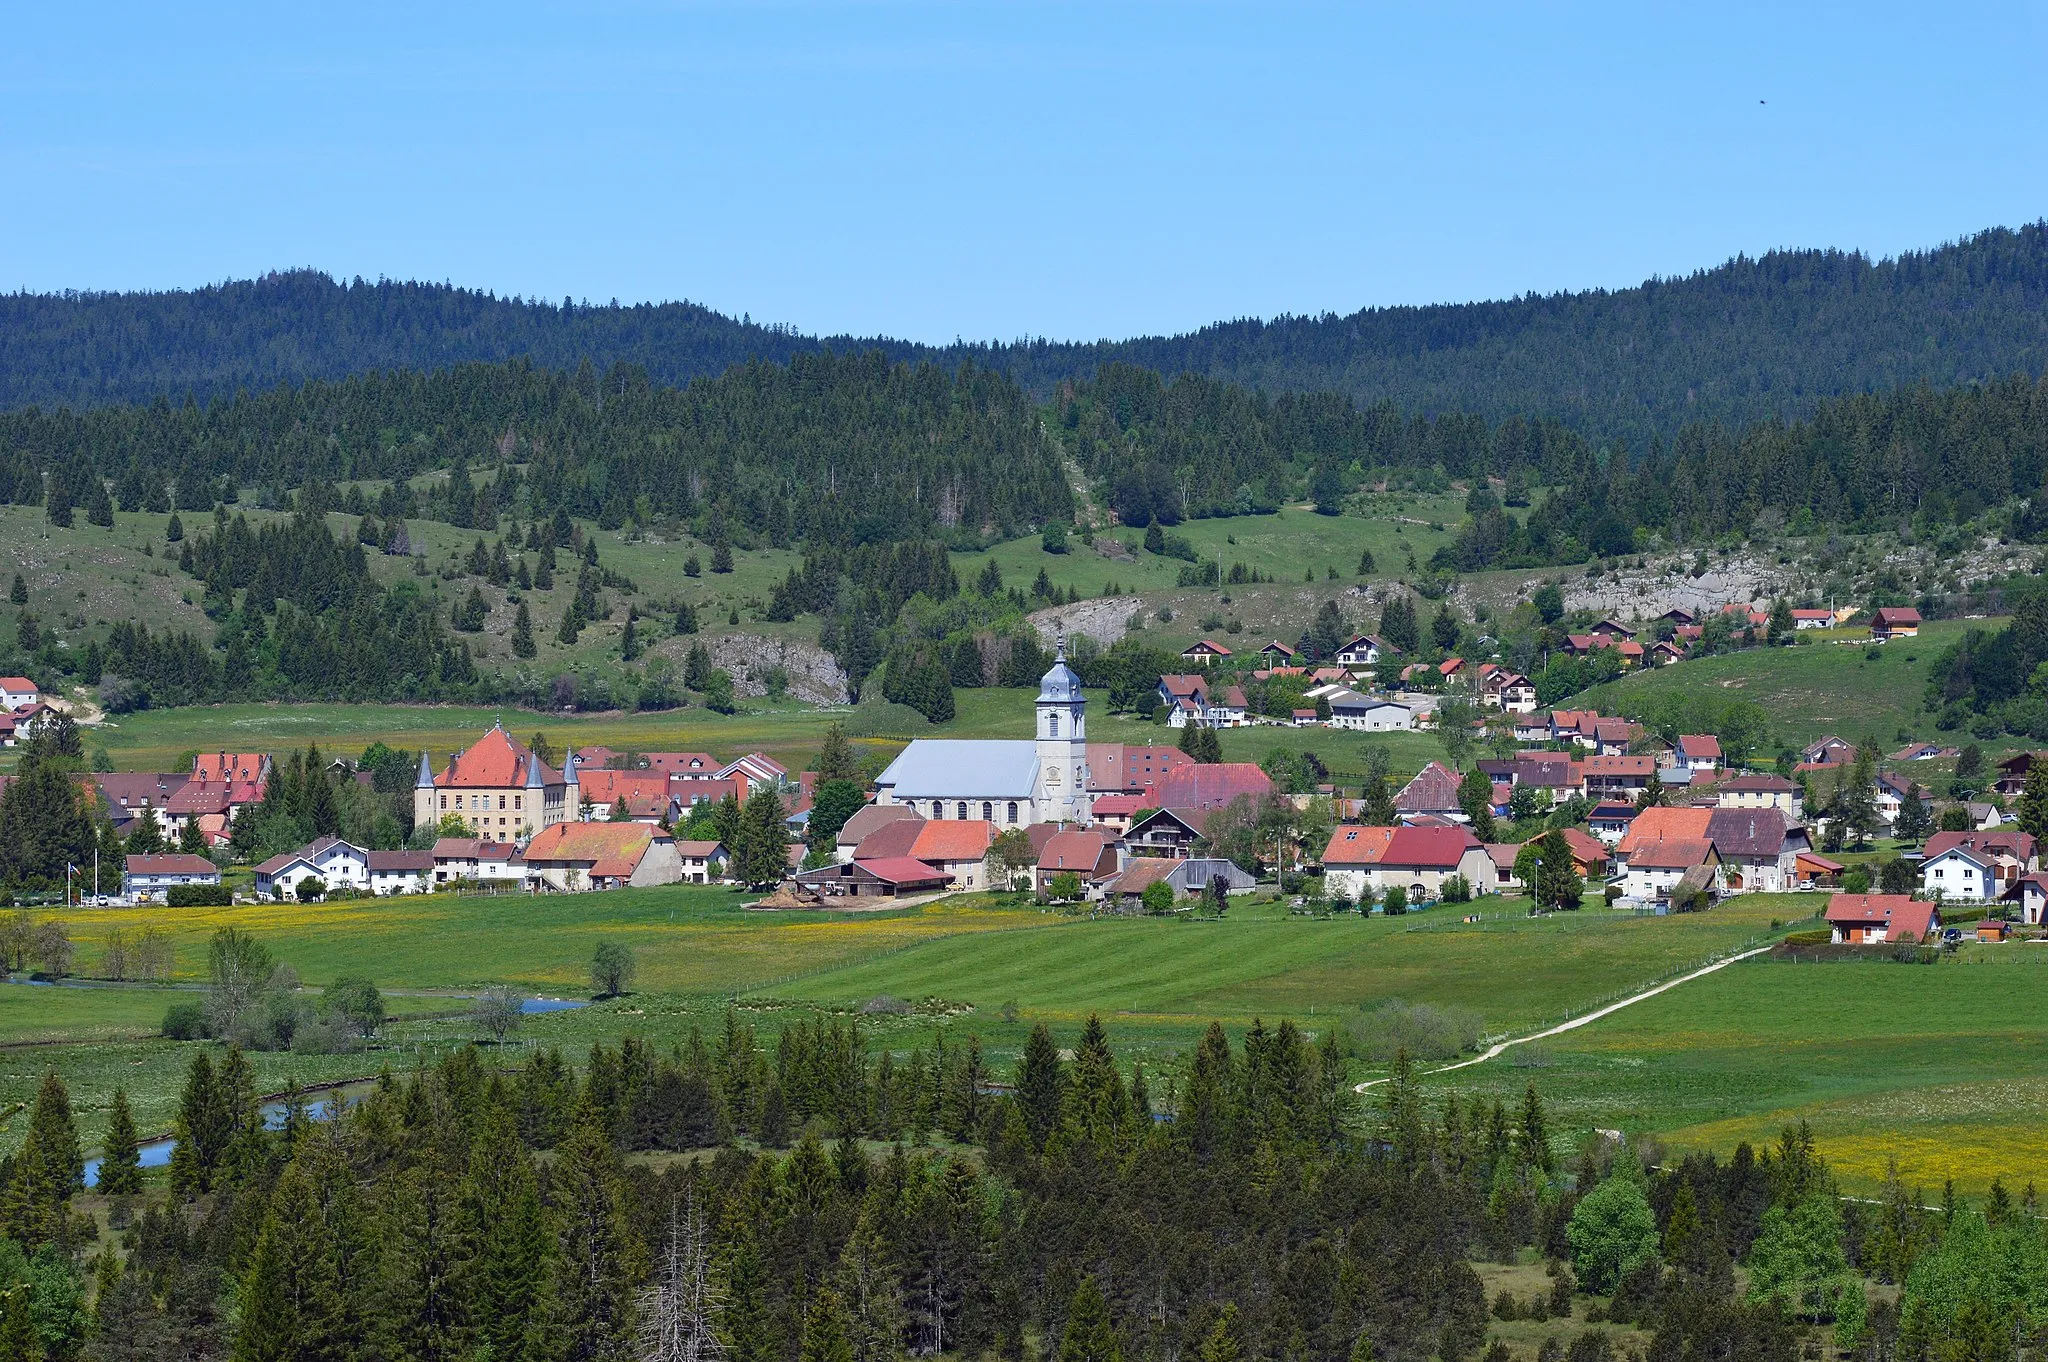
top-left (1044, 764), bottom-right (1063, 786)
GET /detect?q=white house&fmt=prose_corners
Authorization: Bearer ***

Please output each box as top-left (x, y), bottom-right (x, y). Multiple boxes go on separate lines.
top-left (674, 839), bottom-right (731, 884)
top-left (123, 853), bottom-right (221, 902)
top-left (1327, 692), bottom-right (1414, 731)
top-left (0, 677), bottom-right (38, 711)
top-left (1621, 839), bottom-right (1720, 903)
top-left (1921, 845), bottom-right (1994, 901)
top-left (2007, 873), bottom-right (2047, 926)
top-left (253, 837), bottom-right (371, 899)
top-left (1204, 685), bottom-right (1250, 727)
top-left (430, 837), bottom-right (526, 885)
top-left (1334, 636), bottom-right (1395, 669)
top-left (366, 850), bottom-right (435, 895)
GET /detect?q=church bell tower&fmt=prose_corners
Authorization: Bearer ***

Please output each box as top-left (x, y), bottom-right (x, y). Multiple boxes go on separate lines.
top-left (1035, 632), bottom-right (1090, 825)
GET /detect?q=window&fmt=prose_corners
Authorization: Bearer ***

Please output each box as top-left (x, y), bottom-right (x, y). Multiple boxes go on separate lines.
top-left (933, 801), bottom-right (945, 818)
top-left (499, 795), bottom-right (507, 810)
top-left (982, 802), bottom-right (992, 821)
top-left (1008, 801), bottom-right (1018, 823)
top-left (514, 796), bottom-right (522, 810)
top-left (440, 795), bottom-right (447, 810)
top-left (1048, 712), bottom-right (1059, 737)
top-left (958, 802), bottom-right (968, 820)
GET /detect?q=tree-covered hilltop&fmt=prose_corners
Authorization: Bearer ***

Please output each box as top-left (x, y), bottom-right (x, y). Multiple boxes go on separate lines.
top-left (6, 223), bottom-right (2048, 441)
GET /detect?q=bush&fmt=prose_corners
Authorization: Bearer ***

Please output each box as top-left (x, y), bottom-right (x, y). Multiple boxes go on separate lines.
top-left (1346, 997), bottom-right (1484, 1062)
top-left (1441, 874), bottom-right (1471, 904)
top-left (296, 876), bottom-right (326, 903)
top-left (161, 1001), bottom-right (209, 1040)
top-left (166, 883), bottom-right (230, 907)
top-left (1382, 885), bottom-right (1408, 915)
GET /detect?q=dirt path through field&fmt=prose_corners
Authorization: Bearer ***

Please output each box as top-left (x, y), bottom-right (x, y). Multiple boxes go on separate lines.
top-left (1352, 943), bottom-right (1775, 1093)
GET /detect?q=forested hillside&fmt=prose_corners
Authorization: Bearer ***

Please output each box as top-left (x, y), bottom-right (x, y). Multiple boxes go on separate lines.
top-left (7, 224), bottom-right (2048, 442)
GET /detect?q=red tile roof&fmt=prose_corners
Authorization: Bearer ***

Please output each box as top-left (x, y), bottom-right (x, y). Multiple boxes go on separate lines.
top-left (522, 822), bottom-right (657, 878)
top-left (855, 818), bottom-right (929, 861)
top-left (1379, 825), bottom-right (1480, 870)
top-left (1395, 761), bottom-right (1462, 814)
top-left (1628, 838), bottom-right (1715, 870)
top-left (1150, 763), bottom-right (1273, 809)
top-left (1322, 826), bottom-right (1397, 865)
top-left (853, 856), bottom-right (951, 886)
top-left (434, 726), bottom-right (561, 789)
top-left (909, 820), bottom-right (994, 862)
top-left (576, 769), bottom-right (673, 816)
top-left (1618, 807), bottom-right (1714, 855)
top-left (1039, 830), bottom-right (1114, 873)
top-left (1825, 893), bottom-right (1935, 941)
top-left (193, 752), bottom-right (267, 783)
top-left (124, 853), bottom-right (217, 875)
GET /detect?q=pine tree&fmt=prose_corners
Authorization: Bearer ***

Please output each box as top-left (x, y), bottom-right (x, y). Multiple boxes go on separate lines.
top-left (1015, 1023), bottom-right (1065, 1150)
top-left (511, 600), bottom-right (537, 658)
top-left (558, 605), bottom-right (583, 646)
top-left (716, 1218), bottom-right (778, 1362)
top-left (674, 600), bottom-right (698, 635)
top-left (45, 480), bottom-right (72, 528)
top-left (87, 477), bottom-right (115, 527)
top-left (6, 575), bottom-right (23, 606)
top-left (621, 606), bottom-right (641, 661)
top-left (733, 790), bottom-right (788, 888)
top-left (1517, 1084), bottom-right (1553, 1174)
top-left (97, 1087), bottom-right (143, 1197)
top-left (2016, 761), bottom-right (2048, 840)
top-left (1199, 1306), bottom-right (1243, 1362)
top-left (800, 1290), bottom-right (855, 1362)
top-left (0, 1279), bottom-right (38, 1362)
top-left (711, 539), bottom-right (733, 574)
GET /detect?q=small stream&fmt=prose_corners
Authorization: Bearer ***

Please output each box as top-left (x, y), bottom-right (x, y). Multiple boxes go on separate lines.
top-left (72, 995), bottom-right (587, 1189)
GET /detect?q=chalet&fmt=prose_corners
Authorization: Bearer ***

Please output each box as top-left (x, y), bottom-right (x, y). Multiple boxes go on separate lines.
top-left (1890, 742), bottom-right (1957, 763)
top-left (1482, 844), bottom-right (1522, 892)
top-left (1592, 718), bottom-right (1639, 755)
top-left (1556, 828), bottom-right (1611, 879)
top-left (673, 840), bottom-right (731, 884)
top-left (1587, 802), bottom-right (1638, 845)
top-left (1875, 773), bottom-right (1924, 829)
top-left (1335, 635), bottom-right (1397, 668)
top-left (1648, 640), bottom-right (1685, 667)
top-left (1616, 807), bottom-right (1714, 867)
top-left (430, 837), bottom-right (526, 885)
top-left (1257, 640), bottom-right (1299, 665)
top-left (2005, 872), bottom-right (2048, 926)
top-left (1869, 607), bottom-right (1921, 640)
top-left (1372, 827), bottom-right (1494, 902)
top-left (1792, 851), bottom-right (1845, 888)
top-left (1291, 708), bottom-right (1319, 726)
top-left (1659, 608), bottom-right (1697, 628)
top-left (1125, 807), bottom-right (1208, 858)
top-left (366, 851), bottom-right (435, 895)
top-left (1622, 838), bottom-right (1719, 903)
top-left (1513, 714), bottom-right (1553, 743)
top-left (1791, 609), bottom-right (1835, 630)
top-left (1438, 658), bottom-right (1466, 681)
top-left (1589, 619), bottom-right (1636, 640)
top-left (1328, 692), bottom-right (1413, 731)
top-left (794, 856), bottom-right (950, 899)
top-left (0, 677), bottom-right (38, 711)
top-left (1800, 736), bottom-right (1855, 767)
top-left (1036, 830), bottom-right (1120, 892)
top-left (522, 822), bottom-right (684, 891)
top-left (1718, 773), bottom-right (1800, 816)
top-left (1673, 735), bottom-right (1722, 771)
top-left (1993, 752), bottom-right (2044, 797)
top-left (1180, 640), bottom-right (1233, 668)
top-left (123, 853), bottom-right (220, 902)
top-left (254, 837), bottom-right (371, 899)
top-left (907, 820), bottom-right (995, 890)
top-left (1157, 674), bottom-right (1210, 728)
top-left (1476, 665), bottom-right (1537, 713)
top-left (1825, 893), bottom-right (1938, 944)
top-left (834, 804), bottom-right (923, 862)
top-left (1206, 686), bottom-right (1251, 727)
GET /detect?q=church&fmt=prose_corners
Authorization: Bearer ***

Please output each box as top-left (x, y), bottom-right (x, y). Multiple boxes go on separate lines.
top-left (871, 643), bottom-right (1091, 827)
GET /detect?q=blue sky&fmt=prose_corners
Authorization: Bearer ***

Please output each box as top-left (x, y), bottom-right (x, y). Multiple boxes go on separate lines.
top-left (4, 2), bottom-right (2043, 342)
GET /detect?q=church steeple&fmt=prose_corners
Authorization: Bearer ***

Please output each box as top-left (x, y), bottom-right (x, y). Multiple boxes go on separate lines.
top-left (1035, 629), bottom-right (1089, 824)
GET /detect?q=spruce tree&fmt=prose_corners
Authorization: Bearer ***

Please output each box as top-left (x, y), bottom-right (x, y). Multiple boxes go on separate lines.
top-left (168, 1051), bottom-right (227, 1196)
top-left (7, 574), bottom-right (24, 605)
top-left (458, 1106), bottom-right (554, 1362)
top-left (87, 477), bottom-right (115, 527)
top-left (674, 600), bottom-right (698, 635)
top-left (511, 601), bottom-right (537, 658)
top-left (1057, 1278), bottom-right (1122, 1362)
top-left (800, 1290), bottom-right (855, 1362)
top-left (621, 606), bottom-right (641, 661)
top-left (3, 1070), bottom-right (82, 1246)
top-left (815, 724), bottom-right (858, 783)
top-left (1015, 1023), bottom-right (1065, 1150)
top-left (733, 790), bottom-right (788, 888)
top-left (550, 1111), bottom-right (642, 1360)
top-left (711, 539), bottom-right (733, 574)
top-left (98, 1087), bottom-right (143, 1197)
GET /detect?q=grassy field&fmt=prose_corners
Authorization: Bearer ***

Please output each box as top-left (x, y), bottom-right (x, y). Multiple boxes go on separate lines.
top-left (1580, 618), bottom-right (2000, 754)
top-left (85, 685), bottom-right (1451, 786)
top-left (1424, 942), bottom-right (2048, 1193)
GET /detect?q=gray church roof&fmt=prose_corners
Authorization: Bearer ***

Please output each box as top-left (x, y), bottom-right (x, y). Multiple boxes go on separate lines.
top-left (875, 740), bottom-right (1039, 800)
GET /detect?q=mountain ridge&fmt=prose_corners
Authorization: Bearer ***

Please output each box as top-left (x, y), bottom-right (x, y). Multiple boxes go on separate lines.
top-left (5, 222), bottom-right (2047, 443)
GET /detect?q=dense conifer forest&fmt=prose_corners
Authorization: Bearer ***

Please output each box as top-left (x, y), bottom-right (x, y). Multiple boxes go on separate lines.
top-left (5, 1012), bottom-right (2029, 1362)
top-left (5, 223), bottom-right (2048, 443)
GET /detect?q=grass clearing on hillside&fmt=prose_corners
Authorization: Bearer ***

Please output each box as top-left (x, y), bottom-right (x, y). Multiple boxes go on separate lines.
top-left (1580, 618), bottom-right (2002, 753)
